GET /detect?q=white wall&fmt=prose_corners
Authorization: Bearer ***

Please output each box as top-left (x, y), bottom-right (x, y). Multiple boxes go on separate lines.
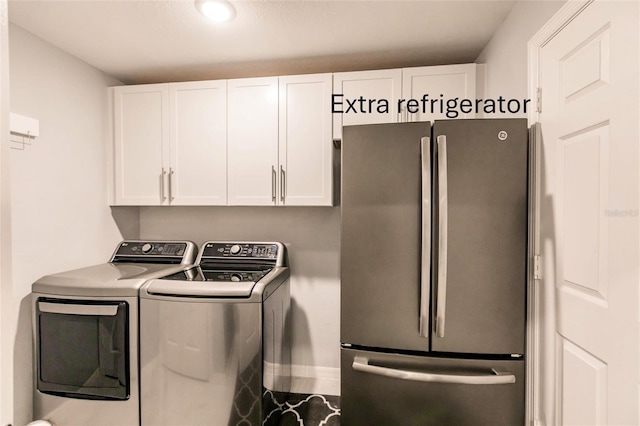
top-left (475, 1), bottom-right (566, 424)
top-left (475, 0), bottom-right (566, 117)
top-left (138, 205), bottom-right (341, 393)
top-left (9, 24), bottom-right (126, 425)
top-left (1, 0), bottom-right (14, 424)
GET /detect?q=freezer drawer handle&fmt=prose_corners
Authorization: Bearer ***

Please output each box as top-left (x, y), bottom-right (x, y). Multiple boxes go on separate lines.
top-left (38, 302), bottom-right (119, 316)
top-left (352, 356), bottom-right (516, 385)
top-left (436, 134), bottom-right (448, 338)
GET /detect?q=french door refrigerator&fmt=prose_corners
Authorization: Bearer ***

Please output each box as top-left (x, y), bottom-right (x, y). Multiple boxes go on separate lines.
top-left (340, 119), bottom-right (528, 426)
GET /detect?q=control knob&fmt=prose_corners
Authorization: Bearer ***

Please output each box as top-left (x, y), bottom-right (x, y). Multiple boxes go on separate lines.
top-left (230, 244), bottom-right (242, 255)
top-left (141, 243), bottom-right (153, 254)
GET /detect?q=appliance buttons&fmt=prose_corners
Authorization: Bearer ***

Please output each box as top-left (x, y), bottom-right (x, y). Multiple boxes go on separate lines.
top-left (230, 244), bottom-right (242, 255)
top-left (142, 243), bottom-right (153, 253)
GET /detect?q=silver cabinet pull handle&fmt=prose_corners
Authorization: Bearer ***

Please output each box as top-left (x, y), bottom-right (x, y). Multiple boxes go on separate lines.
top-left (436, 135), bottom-right (448, 338)
top-left (271, 166), bottom-right (277, 203)
top-left (280, 165), bottom-right (286, 203)
top-left (160, 168), bottom-right (167, 201)
top-left (39, 301), bottom-right (119, 316)
top-left (419, 137), bottom-right (431, 338)
top-left (352, 357), bottom-right (516, 385)
top-left (169, 167), bottom-right (174, 201)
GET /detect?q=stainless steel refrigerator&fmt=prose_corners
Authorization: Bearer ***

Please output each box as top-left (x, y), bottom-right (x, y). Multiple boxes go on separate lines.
top-left (340, 119), bottom-right (528, 426)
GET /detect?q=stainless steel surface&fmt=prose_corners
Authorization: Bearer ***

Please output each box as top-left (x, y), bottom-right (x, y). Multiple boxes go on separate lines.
top-left (340, 120), bottom-right (528, 424)
top-left (272, 165), bottom-right (277, 202)
top-left (431, 119), bottom-right (527, 355)
top-left (352, 356), bottom-right (516, 385)
top-left (32, 294), bottom-right (140, 426)
top-left (38, 301), bottom-right (118, 316)
top-left (341, 122), bottom-right (430, 352)
top-left (140, 241), bottom-right (291, 425)
top-left (143, 267), bottom-right (289, 300)
top-left (419, 136), bottom-right (431, 338)
top-left (31, 263), bottom-right (187, 297)
top-left (169, 167), bottom-right (174, 201)
top-left (31, 240), bottom-right (198, 425)
top-left (342, 347), bottom-right (525, 426)
top-left (280, 165), bottom-right (286, 202)
top-left (526, 122), bottom-right (542, 426)
top-left (161, 168), bottom-right (167, 201)
top-left (435, 134), bottom-right (448, 338)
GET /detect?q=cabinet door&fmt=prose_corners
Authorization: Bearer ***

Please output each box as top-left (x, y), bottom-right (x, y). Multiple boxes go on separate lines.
top-left (113, 84), bottom-right (169, 205)
top-left (401, 64), bottom-right (476, 122)
top-left (332, 69), bottom-right (402, 140)
top-left (227, 77), bottom-right (279, 206)
top-left (279, 74), bottom-right (333, 206)
top-left (169, 81), bottom-right (227, 205)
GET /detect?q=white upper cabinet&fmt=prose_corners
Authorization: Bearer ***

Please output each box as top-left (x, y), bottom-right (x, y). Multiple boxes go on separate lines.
top-left (112, 81), bottom-right (227, 206)
top-left (227, 74), bottom-right (334, 206)
top-left (113, 84), bottom-right (169, 205)
top-left (169, 80), bottom-right (227, 205)
top-left (279, 73), bottom-right (333, 206)
top-left (227, 77), bottom-right (279, 206)
top-left (332, 69), bottom-right (402, 140)
top-left (401, 64), bottom-right (477, 122)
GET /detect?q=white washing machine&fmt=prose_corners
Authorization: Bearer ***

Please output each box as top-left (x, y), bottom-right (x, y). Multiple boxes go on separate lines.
top-left (31, 240), bottom-right (197, 426)
top-left (139, 241), bottom-right (291, 426)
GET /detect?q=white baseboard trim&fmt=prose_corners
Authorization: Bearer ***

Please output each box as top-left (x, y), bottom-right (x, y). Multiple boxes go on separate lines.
top-left (290, 364), bottom-right (340, 396)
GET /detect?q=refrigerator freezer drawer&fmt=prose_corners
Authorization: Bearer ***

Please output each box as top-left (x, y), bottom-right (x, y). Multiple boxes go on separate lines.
top-left (341, 348), bottom-right (525, 426)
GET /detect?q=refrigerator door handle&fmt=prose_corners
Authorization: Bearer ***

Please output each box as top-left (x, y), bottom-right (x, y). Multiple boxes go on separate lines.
top-left (419, 136), bottom-right (431, 337)
top-left (352, 357), bottom-right (516, 385)
top-left (436, 135), bottom-right (448, 338)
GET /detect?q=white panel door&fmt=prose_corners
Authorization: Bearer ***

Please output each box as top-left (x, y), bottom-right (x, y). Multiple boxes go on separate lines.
top-left (227, 77), bottom-right (279, 206)
top-left (332, 69), bottom-right (402, 140)
top-left (113, 84), bottom-right (169, 205)
top-left (279, 74), bottom-right (333, 206)
top-left (401, 64), bottom-right (476, 122)
top-left (169, 80), bottom-right (227, 205)
top-left (539, 1), bottom-right (639, 424)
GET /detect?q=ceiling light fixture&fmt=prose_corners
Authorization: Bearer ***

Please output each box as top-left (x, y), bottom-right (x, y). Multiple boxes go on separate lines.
top-left (195, 0), bottom-right (236, 22)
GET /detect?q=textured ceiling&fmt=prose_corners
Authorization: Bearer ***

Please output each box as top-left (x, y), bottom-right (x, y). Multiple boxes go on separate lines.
top-left (8, 0), bottom-right (517, 84)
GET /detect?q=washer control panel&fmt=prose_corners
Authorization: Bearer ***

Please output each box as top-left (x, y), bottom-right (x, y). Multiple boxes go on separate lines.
top-left (201, 242), bottom-right (279, 260)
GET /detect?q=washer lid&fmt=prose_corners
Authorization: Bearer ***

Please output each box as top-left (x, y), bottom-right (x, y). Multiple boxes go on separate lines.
top-left (145, 278), bottom-right (257, 298)
top-left (144, 265), bottom-right (273, 297)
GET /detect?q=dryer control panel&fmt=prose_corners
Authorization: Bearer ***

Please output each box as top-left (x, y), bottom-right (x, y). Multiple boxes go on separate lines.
top-left (111, 241), bottom-right (198, 265)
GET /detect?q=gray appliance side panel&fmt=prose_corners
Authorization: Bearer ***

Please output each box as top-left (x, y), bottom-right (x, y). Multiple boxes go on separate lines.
top-left (341, 347), bottom-right (525, 426)
top-left (432, 119), bottom-right (527, 355)
top-left (341, 122), bottom-right (430, 352)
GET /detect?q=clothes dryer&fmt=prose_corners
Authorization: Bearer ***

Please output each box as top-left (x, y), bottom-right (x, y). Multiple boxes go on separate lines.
top-left (32, 240), bottom-right (197, 426)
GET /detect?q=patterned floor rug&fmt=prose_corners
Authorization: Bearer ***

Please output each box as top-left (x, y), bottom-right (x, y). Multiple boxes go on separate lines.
top-left (280, 394), bottom-right (340, 426)
top-left (264, 393), bottom-right (341, 426)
